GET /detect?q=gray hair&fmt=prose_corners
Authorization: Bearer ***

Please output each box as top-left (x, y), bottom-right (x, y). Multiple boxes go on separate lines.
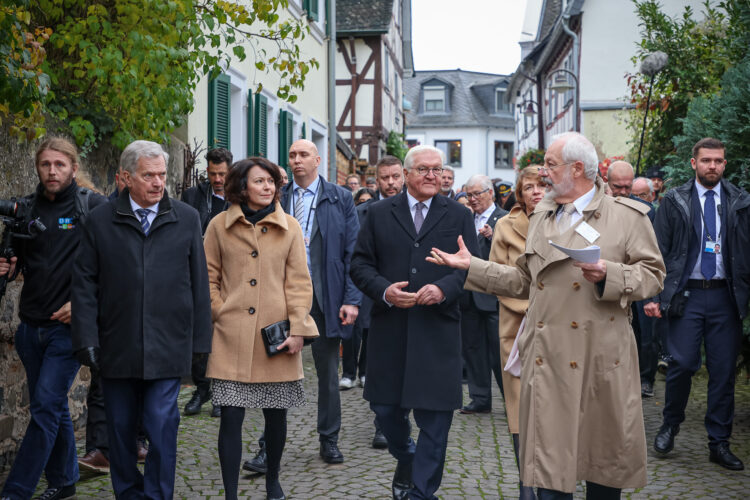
top-left (120, 140), bottom-right (169, 174)
top-left (634, 176), bottom-right (654, 194)
top-left (553, 132), bottom-right (598, 181)
top-left (465, 174), bottom-right (493, 191)
top-left (404, 145), bottom-right (445, 171)
top-left (442, 165), bottom-right (454, 174)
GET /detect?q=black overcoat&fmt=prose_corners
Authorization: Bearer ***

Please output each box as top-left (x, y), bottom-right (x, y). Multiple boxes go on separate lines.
top-left (72, 189), bottom-right (213, 379)
top-left (350, 192), bottom-right (478, 411)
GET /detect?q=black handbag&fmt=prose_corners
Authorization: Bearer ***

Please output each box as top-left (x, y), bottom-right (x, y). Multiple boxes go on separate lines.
top-left (260, 320), bottom-right (315, 357)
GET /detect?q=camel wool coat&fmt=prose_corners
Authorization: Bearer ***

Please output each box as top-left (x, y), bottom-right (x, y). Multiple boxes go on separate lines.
top-left (488, 204), bottom-right (530, 434)
top-left (204, 202), bottom-right (318, 384)
top-left (466, 180), bottom-right (665, 492)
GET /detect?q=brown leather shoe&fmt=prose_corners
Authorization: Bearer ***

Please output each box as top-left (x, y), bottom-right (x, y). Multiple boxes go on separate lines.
top-left (78, 449), bottom-right (110, 474)
top-left (137, 441), bottom-right (149, 463)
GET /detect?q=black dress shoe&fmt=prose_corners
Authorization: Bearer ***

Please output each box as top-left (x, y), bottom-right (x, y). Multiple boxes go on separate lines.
top-left (34, 485), bottom-right (75, 500)
top-left (392, 460), bottom-right (413, 500)
top-left (641, 381), bottom-right (654, 398)
top-left (184, 390), bottom-right (209, 415)
top-left (243, 447), bottom-right (268, 474)
top-left (211, 404), bottom-right (221, 418)
top-left (459, 402), bottom-right (491, 414)
top-left (319, 441), bottom-right (344, 464)
top-left (653, 423), bottom-right (679, 454)
top-left (709, 442), bottom-right (744, 470)
top-left (372, 428), bottom-right (388, 449)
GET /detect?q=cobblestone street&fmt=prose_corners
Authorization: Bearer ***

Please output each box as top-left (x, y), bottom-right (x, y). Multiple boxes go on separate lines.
top-left (40, 351), bottom-right (750, 498)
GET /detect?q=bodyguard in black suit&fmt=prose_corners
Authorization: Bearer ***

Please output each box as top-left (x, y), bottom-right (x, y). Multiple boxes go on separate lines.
top-left (459, 175), bottom-right (507, 414)
top-left (646, 138), bottom-right (750, 471)
top-left (350, 145), bottom-right (479, 500)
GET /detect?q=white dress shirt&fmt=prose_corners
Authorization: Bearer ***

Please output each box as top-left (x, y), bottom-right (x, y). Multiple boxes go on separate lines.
top-left (129, 196), bottom-right (159, 228)
top-left (555, 185), bottom-right (596, 227)
top-left (474, 204), bottom-right (496, 233)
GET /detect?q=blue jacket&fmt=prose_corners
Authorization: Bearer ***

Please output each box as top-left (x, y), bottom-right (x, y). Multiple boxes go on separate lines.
top-left (281, 177), bottom-right (362, 338)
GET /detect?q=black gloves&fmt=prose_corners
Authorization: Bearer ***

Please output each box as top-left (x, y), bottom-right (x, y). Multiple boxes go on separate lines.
top-left (75, 346), bottom-right (101, 371)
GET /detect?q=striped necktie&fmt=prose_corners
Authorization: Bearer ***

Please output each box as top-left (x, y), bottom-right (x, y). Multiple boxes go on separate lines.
top-left (135, 208), bottom-right (151, 235)
top-left (294, 188), bottom-right (305, 225)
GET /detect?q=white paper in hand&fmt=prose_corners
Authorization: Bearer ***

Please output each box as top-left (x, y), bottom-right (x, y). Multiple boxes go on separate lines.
top-left (548, 240), bottom-right (601, 263)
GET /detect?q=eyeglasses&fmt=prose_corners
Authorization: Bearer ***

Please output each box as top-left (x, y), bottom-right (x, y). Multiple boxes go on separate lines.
top-left (540, 161), bottom-right (575, 173)
top-left (466, 188), bottom-right (491, 199)
top-left (414, 167), bottom-right (443, 177)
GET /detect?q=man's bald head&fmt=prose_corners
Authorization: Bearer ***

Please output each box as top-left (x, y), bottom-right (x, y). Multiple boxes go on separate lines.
top-left (288, 139), bottom-right (321, 188)
top-left (607, 160), bottom-right (635, 197)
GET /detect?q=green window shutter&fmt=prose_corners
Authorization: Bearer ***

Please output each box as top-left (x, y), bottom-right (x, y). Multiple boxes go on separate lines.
top-left (246, 91), bottom-right (254, 156)
top-left (301, 122), bottom-right (306, 139)
top-left (208, 74), bottom-right (231, 149)
top-left (303, 0), bottom-right (318, 21)
top-left (278, 110), bottom-right (288, 167)
top-left (254, 93), bottom-right (268, 158)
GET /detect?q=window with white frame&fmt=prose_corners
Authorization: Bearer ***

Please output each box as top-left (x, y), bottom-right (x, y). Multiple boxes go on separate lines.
top-left (435, 140), bottom-right (461, 168)
top-left (423, 86), bottom-right (445, 112)
top-left (495, 88), bottom-right (508, 113)
top-left (494, 141), bottom-right (513, 169)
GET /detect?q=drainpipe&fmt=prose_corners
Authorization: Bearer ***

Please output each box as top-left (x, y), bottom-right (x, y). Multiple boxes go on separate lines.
top-left (485, 127), bottom-right (490, 176)
top-left (327, 0), bottom-right (337, 180)
top-left (561, 13), bottom-right (580, 132)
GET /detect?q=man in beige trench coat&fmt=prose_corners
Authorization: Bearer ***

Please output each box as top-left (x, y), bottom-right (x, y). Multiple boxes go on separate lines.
top-left (428, 132), bottom-right (665, 499)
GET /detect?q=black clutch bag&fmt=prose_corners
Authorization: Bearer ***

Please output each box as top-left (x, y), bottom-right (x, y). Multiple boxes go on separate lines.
top-left (260, 320), bottom-right (316, 357)
top-left (261, 320), bottom-right (291, 357)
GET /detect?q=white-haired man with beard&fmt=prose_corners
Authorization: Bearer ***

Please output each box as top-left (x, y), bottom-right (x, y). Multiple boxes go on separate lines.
top-left (428, 132), bottom-right (665, 499)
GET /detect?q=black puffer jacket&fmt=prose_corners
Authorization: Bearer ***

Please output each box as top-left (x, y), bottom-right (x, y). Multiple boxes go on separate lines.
top-left (652, 178), bottom-right (750, 319)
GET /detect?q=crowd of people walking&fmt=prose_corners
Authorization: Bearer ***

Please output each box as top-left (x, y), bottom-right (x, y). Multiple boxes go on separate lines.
top-left (0, 130), bottom-right (747, 500)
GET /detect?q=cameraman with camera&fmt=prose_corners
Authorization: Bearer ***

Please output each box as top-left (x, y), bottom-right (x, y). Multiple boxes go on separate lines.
top-left (0, 138), bottom-right (106, 500)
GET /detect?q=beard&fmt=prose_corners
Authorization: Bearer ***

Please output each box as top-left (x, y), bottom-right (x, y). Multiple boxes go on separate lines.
top-left (549, 167), bottom-right (575, 199)
top-left (698, 172), bottom-right (721, 189)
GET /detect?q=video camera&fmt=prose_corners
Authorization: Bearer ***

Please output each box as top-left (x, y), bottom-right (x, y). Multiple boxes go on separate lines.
top-left (0, 197), bottom-right (47, 298)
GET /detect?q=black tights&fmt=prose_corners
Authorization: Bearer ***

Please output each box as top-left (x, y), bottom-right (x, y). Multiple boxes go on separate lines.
top-left (218, 406), bottom-right (287, 500)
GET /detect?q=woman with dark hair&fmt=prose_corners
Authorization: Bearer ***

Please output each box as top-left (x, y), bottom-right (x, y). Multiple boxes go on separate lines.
top-left (353, 187), bottom-right (376, 205)
top-left (203, 157), bottom-right (319, 500)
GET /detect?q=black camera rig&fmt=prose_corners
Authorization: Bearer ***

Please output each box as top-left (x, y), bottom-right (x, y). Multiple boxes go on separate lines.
top-left (0, 198), bottom-right (46, 298)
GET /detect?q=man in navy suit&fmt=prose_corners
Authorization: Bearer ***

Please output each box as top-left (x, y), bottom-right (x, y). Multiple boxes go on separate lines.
top-left (647, 137), bottom-right (750, 471)
top-left (350, 145), bottom-right (478, 500)
top-left (459, 175), bottom-right (507, 414)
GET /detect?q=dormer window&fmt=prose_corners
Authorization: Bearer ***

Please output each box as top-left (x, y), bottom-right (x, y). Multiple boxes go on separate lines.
top-left (495, 88), bottom-right (508, 113)
top-left (424, 86), bottom-right (445, 112)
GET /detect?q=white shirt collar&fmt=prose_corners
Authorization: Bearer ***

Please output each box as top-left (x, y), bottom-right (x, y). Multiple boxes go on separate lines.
top-left (292, 176), bottom-right (320, 195)
top-left (406, 191), bottom-right (433, 212)
top-left (477, 203), bottom-right (496, 221)
top-left (570, 185), bottom-right (597, 215)
top-left (695, 180), bottom-right (721, 202)
top-left (129, 195), bottom-right (159, 214)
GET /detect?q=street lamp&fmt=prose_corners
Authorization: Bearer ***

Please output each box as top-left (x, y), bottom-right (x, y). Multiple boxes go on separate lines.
top-left (547, 68), bottom-right (579, 131)
top-left (517, 100), bottom-right (538, 117)
top-left (635, 51), bottom-right (668, 174)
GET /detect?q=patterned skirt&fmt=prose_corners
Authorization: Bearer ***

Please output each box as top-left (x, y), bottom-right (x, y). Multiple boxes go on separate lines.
top-left (211, 379), bottom-right (306, 409)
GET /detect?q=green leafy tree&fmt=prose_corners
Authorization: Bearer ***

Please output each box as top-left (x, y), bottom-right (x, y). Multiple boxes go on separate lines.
top-left (626, 0), bottom-right (749, 173)
top-left (3, 0), bottom-right (318, 150)
top-left (386, 130), bottom-right (408, 162)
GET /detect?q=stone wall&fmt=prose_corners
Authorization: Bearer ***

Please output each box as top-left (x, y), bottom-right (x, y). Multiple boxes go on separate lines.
top-left (0, 125), bottom-right (185, 474)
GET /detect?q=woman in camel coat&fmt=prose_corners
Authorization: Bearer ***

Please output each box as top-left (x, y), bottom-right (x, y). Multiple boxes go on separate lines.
top-left (488, 165), bottom-right (546, 498)
top-left (204, 157), bottom-right (318, 500)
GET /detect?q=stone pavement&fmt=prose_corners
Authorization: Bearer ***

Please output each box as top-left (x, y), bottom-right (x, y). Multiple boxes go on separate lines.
top-left (28, 351), bottom-right (750, 498)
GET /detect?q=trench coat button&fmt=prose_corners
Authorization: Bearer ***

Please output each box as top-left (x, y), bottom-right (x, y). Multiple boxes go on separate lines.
top-left (535, 356), bottom-right (543, 365)
top-left (250, 279), bottom-right (257, 286)
top-left (251, 250), bottom-right (258, 258)
top-left (572, 282), bottom-right (581, 290)
top-left (411, 268), bottom-right (417, 274)
top-left (594, 211), bottom-right (601, 219)
top-left (615, 360), bottom-right (620, 366)
top-left (610, 316), bottom-right (615, 321)
top-left (536, 321), bottom-right (544, 328)
top-left (261, 227), bottom-right (268, 233)
top-left (537, 282), bottom-right (544, 290)
top-left (248, 307), bottom-right (256, 314)
top-left (570, 361), bottom-right (578, 368)
top-left (571, 321), bottom-right (578, 329)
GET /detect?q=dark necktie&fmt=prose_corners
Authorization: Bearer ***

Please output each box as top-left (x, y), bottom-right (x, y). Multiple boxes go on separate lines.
top-left (135, 208), bottom-right (151, 235)
top-left (414, 202), bottom-right (426, 234)
top-left (701, 190), bottom-right (716, 280)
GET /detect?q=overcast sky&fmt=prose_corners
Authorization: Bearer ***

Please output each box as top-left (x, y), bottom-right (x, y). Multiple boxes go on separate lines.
top-left (411, 0), bottom-right (528, 75)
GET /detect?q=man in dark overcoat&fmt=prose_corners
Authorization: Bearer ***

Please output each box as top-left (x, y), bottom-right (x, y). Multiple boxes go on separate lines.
top-left (459, 174), bottom-right (507, 414)
top-left (350, 145), bottom-right (478, 500)
top-left (72, 140), bottom-right (212, 498)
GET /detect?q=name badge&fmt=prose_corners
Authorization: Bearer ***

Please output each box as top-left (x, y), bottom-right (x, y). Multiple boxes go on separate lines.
top-left (704, 241), bottom-right (721, 254)
top-left (575, 221), bottom-right (600, 244)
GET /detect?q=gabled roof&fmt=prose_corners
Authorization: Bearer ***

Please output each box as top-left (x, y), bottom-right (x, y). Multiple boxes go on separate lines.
top-left (337, 0), bottom-right (394, 35)
top-left (404, 70), bottom-right (515, 129)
